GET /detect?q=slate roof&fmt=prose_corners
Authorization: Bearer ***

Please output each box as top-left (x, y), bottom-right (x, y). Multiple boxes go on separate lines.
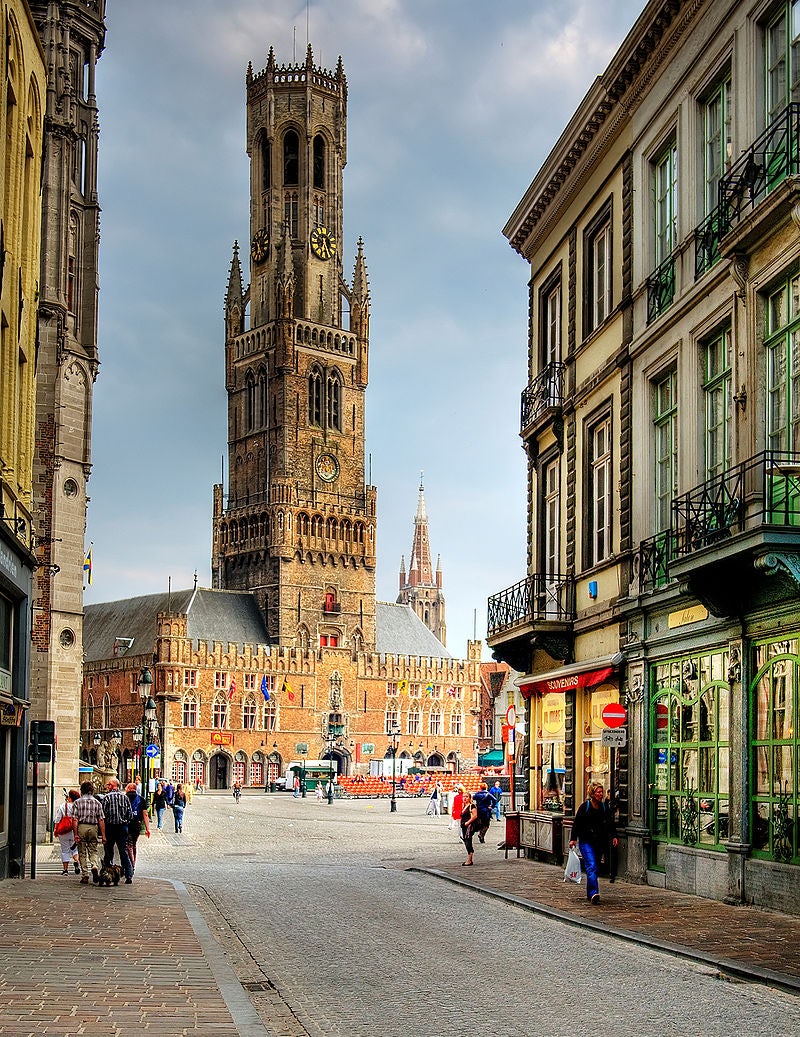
top-left (83, 590), bottom-right (450, 662)
top-left (374, 602), bottom-right (451, 659)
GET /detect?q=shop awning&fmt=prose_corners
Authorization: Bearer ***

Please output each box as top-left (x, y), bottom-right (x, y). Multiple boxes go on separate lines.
top-left (477, 749), bottom-right (505, 766)
top-left (514, 656), bottom-right (620, 699)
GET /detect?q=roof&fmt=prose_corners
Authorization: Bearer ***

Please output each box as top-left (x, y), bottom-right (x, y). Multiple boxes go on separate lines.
top-left (83, 588), bottom-right (271, 663)
top-left (375, 601), bottom-right (451, 659)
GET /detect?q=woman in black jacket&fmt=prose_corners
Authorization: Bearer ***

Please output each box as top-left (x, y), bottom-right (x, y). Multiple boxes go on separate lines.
top-left (569, 782), bottom-right (617, 904)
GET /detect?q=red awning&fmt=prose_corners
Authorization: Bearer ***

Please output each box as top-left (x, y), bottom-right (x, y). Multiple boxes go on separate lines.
top-left (517, 665), bottom-right (614, 699)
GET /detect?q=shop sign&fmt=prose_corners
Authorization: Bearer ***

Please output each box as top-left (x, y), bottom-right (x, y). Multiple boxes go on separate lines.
top-left (541, 693), bottom-right (565, 737)
top-left (211, 732), bottom-right (233, 746)
top-left (668, 604), bottom-right (709, 629)
top-left (0, 670), bottom-right (11, 696)
top-left (601, 728), bottom-right (627, 748)
top-left (519, 665), bottom-right (614, 697)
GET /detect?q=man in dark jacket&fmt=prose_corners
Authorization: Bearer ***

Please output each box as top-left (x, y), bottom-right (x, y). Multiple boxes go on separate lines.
top-left (569, 781), bottom-right (617, 904)
top-left (472, 783), bottom-right (495, 843)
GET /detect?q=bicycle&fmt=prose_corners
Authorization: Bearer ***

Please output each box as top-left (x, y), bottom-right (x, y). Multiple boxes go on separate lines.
top-left (232, 785), bottom-right (241, 803)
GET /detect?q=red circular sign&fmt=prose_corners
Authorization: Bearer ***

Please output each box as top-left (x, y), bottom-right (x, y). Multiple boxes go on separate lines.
top-left (655, 702), bottom-right (669, 729)
top-left (601, 703), bottom-right (627, 729)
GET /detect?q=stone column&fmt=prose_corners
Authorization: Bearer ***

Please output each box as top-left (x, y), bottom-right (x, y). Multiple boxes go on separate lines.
top-left (624, 661), bottom-right (649, 882)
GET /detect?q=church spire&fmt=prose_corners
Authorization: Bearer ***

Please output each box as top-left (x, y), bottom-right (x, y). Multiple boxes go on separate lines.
top-left (408, 473), bottom-right (433, 586)
top-left (396, 474), bottom-right (446, 646)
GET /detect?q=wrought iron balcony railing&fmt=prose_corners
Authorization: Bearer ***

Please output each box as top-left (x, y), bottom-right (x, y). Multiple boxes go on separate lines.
top-left (720, 102), bottom-right (800, 235)
top-left (634, 528), bottom-right (679, 593)
top-left (520, 362), bottom-right (565, 433)
top-left (694, 205), bottom-right (724, 280)
top-left (672, 449), bottom-right (800, 558)
top-left (646, 252), bottom-right (676, 324)
top-left (487, 572), bottom-right (575, 636)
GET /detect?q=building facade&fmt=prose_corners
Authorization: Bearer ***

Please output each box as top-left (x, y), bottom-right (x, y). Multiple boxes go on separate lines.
top-left (490, 0), bottom-right (800, 913)
top-left (0, 0), bottom-right (45, 877)
top-left (397, 478), bottom-right (447, 647)
top-left (27, 0), bottom-right (105, 794)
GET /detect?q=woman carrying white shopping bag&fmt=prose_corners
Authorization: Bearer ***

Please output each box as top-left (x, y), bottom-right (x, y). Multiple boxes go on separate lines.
top-left (568, 781), bottom-right (617, 904)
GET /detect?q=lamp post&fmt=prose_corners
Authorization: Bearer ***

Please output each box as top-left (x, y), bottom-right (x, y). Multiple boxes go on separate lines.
top-left (389, 725), bottom-right (401, 813)
top-left (455, 748), bottom-right (461, 775)
top-left (300, 746), bottom-right (307, 798)
top-left (137, 666), bottom-right (157, 811)
top-left (325, 733), bottom-right (337, 805)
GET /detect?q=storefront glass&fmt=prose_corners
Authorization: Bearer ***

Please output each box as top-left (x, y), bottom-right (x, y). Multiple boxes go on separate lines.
top-left (535, 692), bottom-right (565, 811)
top-left (752, 637), bottom-right (799, 863)
top-left (649, 649), bottom-right (730, 869)
top-left (580, 684), bottom-right (619, 802)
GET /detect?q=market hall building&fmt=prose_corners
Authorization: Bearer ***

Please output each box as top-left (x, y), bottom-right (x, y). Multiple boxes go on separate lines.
top-left (488, 0), bottom-right (800, 914)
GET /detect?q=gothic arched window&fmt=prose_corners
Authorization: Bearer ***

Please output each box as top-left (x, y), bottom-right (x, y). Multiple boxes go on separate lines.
top-left (309, 367), bottom-right (323, 426)
top-left (261, 136), bottom-right (271, 190)
top-left (429, 705), bottom-right (442, 737)
top-left (326, 370), bottom-right (342, 431)
top-left (182, 694), bottom-right (198, 728)
top-left (242, 696), bottom-right (257, 730)
top-left (283, 130), bottom-right (299, 185)
top-left (212, 694), bottom-right (228, 729)
top-left (246, 371), bottom-right (256, 431)
top-left (258, 367), bottom-right (268, 427)
top-left (313, 134), bottom-right (325, 189)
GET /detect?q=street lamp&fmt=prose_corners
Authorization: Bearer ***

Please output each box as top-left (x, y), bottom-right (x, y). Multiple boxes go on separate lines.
top-left (137, 666), bottom-right (157, 810)
top-left (300, 746), bottom-right (307, 798)
top-left (388, 725), bottom-right (401, 813)
top-left (324, 733), bottom-right (337, 805)
top-left (455, 748), bottom-right (461, 775)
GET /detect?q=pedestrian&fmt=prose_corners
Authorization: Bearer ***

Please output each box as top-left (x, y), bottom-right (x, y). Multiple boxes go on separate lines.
top-left (53, 789), bottom-right (80, 875)
top-left (125, 782), bottom-right (151, 873)
top-left (152, 781), bottom-right (168, 830)
top-left (472, 782), bottom-right (495, 843)
top-left (460, 791), bottom-right (477, 866)
top-left (101, 777), bottom-right (134, 884)
top-left (427, 780), bottom-right (442, 817)
top-left (449, 785), bottom-right (464, 833)
top-left (569, 781), bottom-right (618, 904)
top-left (490, 779), bottom-right (504, 821)
top-left (172, 783), bottom-right (187, 832)
top-left (315, 782), bottom-right (324, 800)
top-left (165, 779), bottom-right (175, 807)
top-left (72, 780), bottom-right (106, 884)
top-left (293, 774), bottom-right (301, 798)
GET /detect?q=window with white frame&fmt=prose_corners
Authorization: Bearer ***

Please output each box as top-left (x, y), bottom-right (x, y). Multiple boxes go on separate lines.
top-left (172, 759), bottom-right (187, 784)
top-left (264, 700), bottom-right (277, 731)
top-left (702, 74), bottom-right (731, 215)
top-left (190, 760), bottom-right (205, 787)
top-left (385, 700), bottom-right (400, 733)
top-left (184, 669), bottom-right (197, 687)
top-left (243, 673), bottom-right (256, 691)
top-left (541, 276), bottom-right (562, 367)
top-left (587, 413), bottom-right (612, 566)
top-left (541, 456), bottom-right (561, 579)
top-left (242, 697), bottom-right (257, 730)
top-left (585, 205), bottom-right (612, 334)
top-left (703, 327), bottom-right (732, 479)
top-left (766, 272), bottom-right (800, 452)
top-left (182, 695), bottom-right (198, 728)
top-left (449, 707), bottom-right (463, 736)
top-left (407, 700), bottom-right (421, 736)
top-left (653, 139), bottom-right (678, 265)
top-left (653, 368), bottom-right (678, 530)
top-left (429, 706), bottom-right (442, 737)
top-left (214, 672), bottom-right (227, 691)
top-left (212, 694), bottom-right (228, 729)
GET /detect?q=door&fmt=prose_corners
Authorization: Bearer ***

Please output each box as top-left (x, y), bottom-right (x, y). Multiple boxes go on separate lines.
top-left (210, 753), bottom-right (229, 789)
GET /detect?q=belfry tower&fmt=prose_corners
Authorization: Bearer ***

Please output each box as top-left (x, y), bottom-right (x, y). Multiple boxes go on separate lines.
top-left (397, 477), bottom-right (447, 647)
top-left (212, 45), bottom-right (377, 652)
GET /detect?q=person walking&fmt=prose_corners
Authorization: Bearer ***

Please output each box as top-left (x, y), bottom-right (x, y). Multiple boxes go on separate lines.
top-left (427, 780), bottom-right (443, 817)
top-left (172, 783), bottom-right (187, 832)
top-left (569, 781), bottom-right (618, 904)
top-left (490, 780), bottom-right (504, 821)
top-left (449, 785), bottom-right (464, 834)
top-left (102, 778), bottom-right (134, 883)
top-left (125, 782), bottom-right (151, 873)
top-left (53, 789), bottom-right (80, 875)
top-left (152, 781), bottom-right (168, 830)
top-left (460, 792), bottom-right (477, 866)
top-left (472, 782), bottom-right (495, 843)
top-left (72, 781), bottom-right (106, 884)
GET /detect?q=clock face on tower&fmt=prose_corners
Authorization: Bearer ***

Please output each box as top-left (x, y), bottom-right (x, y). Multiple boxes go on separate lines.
top-left (310, 225), bottom-right (337, 260)
top-left (316, 452), bottom-right (340, 483)
top-left (250, 229), bottom-right (269, 263)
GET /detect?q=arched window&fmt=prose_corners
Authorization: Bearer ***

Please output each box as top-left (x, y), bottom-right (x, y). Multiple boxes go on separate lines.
top-left (102, 693), bottom-right (111, 729)
top-left (264, 700), bottom-right (277, 731)
top-left (251, 759), bottom-right (264, 787)
top-left (429, 706), bottom-right (442, 737)
top-left (449, 706), bottom-right (463, 736)
top-left (261, 136), bottom-right (271, 190)
top-left (182, 694), bottom-right (198, 728)
top-left (242, 696), bottom-right (257, 730)
top-left (258, 367), bottom-right (267, 427)
top-left (284, 192), bottom-right (298, 238)
top-left (246, 371), bottom-right (256, 431)
top-left (407, 700), bottom-right (421, 736)
top-left (309, 367), bottom-right (323, 426)
top-left (283, 129), bottom-right (299, 185)
top-left (385, 699), bottom-right (400, 733)
top-left (326, 371), bottom-right (342, 430)
top-left (212, 694), bottom-right (228, 729)
top-left (87, 694), bottom-right (95, 730)
top-left (313, 134), bottom-right (325, 189)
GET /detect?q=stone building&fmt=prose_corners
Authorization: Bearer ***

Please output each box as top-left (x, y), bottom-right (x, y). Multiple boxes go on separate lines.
top-left (397, 477), bottom-right (447, 647)
top-left (27, 0), bottom-right (105, 794)
top-left (0, 0), bottom-right (45, 878)
top-left (489, 0), bottom-right (800, 913)
top-left (80, 45), bottom-right (482, 786)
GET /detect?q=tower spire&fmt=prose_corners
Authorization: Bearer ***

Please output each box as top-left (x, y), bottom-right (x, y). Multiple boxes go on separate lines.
top-left (397, 475), bottom-right (447, 646)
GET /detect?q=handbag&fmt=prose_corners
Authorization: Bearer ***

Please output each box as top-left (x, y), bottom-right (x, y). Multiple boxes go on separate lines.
top-left (564, 845), bottom-right (582, 884)
top-left (54, 810), bottom-right (73, 836)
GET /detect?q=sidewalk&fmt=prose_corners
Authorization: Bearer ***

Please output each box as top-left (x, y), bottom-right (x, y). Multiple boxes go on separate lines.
top-left (423, 854), bottom-right (800, 994)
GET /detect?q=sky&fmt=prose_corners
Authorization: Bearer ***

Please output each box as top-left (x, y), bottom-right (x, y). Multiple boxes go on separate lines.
top-left (85, 0), bottom-right (645, 657)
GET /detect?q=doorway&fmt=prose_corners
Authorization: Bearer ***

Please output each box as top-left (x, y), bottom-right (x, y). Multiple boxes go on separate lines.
top-left (210, 753), bottom-right (229, 789)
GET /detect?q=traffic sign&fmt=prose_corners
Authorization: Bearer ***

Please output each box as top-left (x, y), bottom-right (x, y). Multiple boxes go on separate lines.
top-left (601, 728), bottom-right (627, 748)
top-left (145, 744), bottom-right (160, 758)
top-left (601, 702), bottom-right (627, 728)
top-left (655, 702), bottom-right (669, 729)
top-left (506, 706), bottom-right (517, 727)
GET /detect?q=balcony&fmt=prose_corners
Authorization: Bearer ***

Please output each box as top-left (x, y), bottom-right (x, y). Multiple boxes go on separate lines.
top-left (487, 573), bottom-right (575, 671)
top-left (631, 528), bottom-right (679, 595)
top-left (694, 206), bottom-right (724, 280)
top-left (520, 362), bottom-right (565, 435)
top-left (646, 252), bottom-right (676, 324)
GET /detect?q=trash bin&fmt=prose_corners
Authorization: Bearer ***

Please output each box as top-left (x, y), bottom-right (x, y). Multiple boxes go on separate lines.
top-left (504, 811), bottom-right (522, 859)
top-left (270, 782), bottom-right (276, 793)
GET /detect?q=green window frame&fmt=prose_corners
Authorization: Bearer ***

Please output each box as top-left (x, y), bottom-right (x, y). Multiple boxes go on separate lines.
top-left (654, 139), bottom-right (678, 265)
top-left (702, 74), bottom-right (732, 216)
top-left (653, 368), bottom-right (677, 531)
top-left (751, 637), bottom-right (800, 863)
top-left (766, 0), bottom-right (800, 124)
top-left (765, 272), bottom-right (800, 453)
top-left (649, 651), bottom-right (731, 871)
top-left (702, 327), bottom-right (732, 480)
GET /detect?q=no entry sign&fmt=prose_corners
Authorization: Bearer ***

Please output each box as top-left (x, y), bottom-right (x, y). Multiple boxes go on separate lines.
top-left (601, 703), bottom-right (627, 729)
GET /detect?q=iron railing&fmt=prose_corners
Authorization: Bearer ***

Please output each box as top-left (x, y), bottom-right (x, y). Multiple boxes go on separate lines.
top-left (635, 528), bottom-right (679, 593)
top-left (720, 103), bottom-right (800, 234)
top-left (672, 449), bottom-right (800, 558)
top-left (487, 572), bottom-right (575, 636)
top-left (646, 252), bottom-right (676, 324)
top-left (694, 205), bottom-right (724, 280)
top-left (520, 362), bottom-right (565, 433)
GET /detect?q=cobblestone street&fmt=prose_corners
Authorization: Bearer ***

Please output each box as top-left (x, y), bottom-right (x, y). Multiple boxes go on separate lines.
top-left (131, 792), bottom-right (800, 1037)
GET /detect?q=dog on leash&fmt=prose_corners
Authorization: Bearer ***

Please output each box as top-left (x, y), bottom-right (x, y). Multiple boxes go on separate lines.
top-left (97, 864), bottom-right (122, 886)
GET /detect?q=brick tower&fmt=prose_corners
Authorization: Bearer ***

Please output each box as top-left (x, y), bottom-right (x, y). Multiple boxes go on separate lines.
top-left (397, 477), bottom-right (447, 647)
top-left (212, 45), bottom-right (377, 652)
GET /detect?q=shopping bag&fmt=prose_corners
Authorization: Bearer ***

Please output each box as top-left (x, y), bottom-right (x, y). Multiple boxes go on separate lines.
top-left (564, 845), bottom-right (582, 884)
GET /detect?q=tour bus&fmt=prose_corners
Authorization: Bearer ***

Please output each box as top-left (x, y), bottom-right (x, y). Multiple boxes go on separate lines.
top-left (285, 759), bottom-right (338, 792)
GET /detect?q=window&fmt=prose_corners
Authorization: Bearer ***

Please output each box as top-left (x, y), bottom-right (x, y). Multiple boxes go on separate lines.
top-left (182, 695), bottom-right (198, 728)
top-left (766, 1), bottom-right (800, 124)
top-left (233, 760), bottom-right (246, 786)
top-left (309, 367), bottom-right (323, 426)
top-left (585, 206), bottom-right (612, 334)
top-left (242, 697), bottom-right (257, 730)
top-left (449, 707), bottom-right (463, 736)
top-left (284, 193), bottom-right (298, 238)
top-left (243, 673), bottom-right (256, 691)
top-left (320, 634), bottom-right (339, 647)
top-left (702, 75), bottom-right (731, 215)
top-left (385, 700), bottom-right (399, 733)
top-left (765, 273), bottom-right (800, 452)
top-left (246, 371), bottom-right (256, 431)
top-left (283, 129), bottom-right (299, 185)
top-left (313, 134), bottom-right (325, 189)
top-left (327, 372), bottom-right (342, 431)
top-left (212, 694), bottom-right (228, 729)
top-left (260, 136), bottom-right (271, 191)
top-left (703, 328), bottom-right (732, 479)
top-left (313, 195), bottom-right (325, 227)
top-left (172, 759), bottom-right (187, 784)
top-left (654, 139), bottom-right (678, 264)
top-left (429, 706), bottom-right (442, 737)
top-left (540, 275), bottom-right (561, 367)
top-left (251, 760), bottom-right (264, 787)
top-left (190, 760), bottom-right (205, 787)
top-left (102, 693), bottom-right (111, 728)
top-left (214, 672), bottom-right (227, 691)
top-left (264, 701), bottom-right (277, 731)
top-left (541, 456), bottom-right (561, 579)
top-left (587, 413), bottom-right (612, 566)
top-left (653, 368), bottom-right (678, 530)
top-left (650, 651), bottom-right (730, 866)
top-left (407, 700), bottom-right (421, 736)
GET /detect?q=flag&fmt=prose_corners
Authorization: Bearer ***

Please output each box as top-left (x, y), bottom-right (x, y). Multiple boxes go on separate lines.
top-left (83, 546), bottom-right (92, 586)
top-left (261, 676), bottom-right (270, 701)
top-left (228, 677), bottom-right (236, 701)
top-left (398, 679), bottom-right (408, 696)
top-left (447, 686), bottom-right (456, 697)
top-left (282, 678), bottom-right (294, 701)
top-left (425, 683), bottom-right (434, 696)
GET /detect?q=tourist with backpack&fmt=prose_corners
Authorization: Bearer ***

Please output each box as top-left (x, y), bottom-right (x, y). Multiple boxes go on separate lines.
top-left (569, 782), bottom-right (618, 904)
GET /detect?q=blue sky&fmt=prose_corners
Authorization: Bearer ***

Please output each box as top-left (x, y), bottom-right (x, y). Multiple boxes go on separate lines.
top-left (85, 0), bottom-right (644, 656)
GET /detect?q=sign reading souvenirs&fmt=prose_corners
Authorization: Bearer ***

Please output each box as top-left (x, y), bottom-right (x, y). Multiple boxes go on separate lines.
top-left (601, 703), bottom-right (627, 728)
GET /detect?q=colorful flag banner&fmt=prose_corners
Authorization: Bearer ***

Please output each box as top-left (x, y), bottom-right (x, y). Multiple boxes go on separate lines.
top-left (83, 546), bottom-right (93, 586)
top-left (282, 678), bottom-right (294, 701)
top-left (228, 677), bottom-right (236, 701)
top-left (398, 679), bottom-right (408, 696)
top-left (425, 683), bottom-right (434, 696)
top-left (261, 675), bottom-right (270, 702)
